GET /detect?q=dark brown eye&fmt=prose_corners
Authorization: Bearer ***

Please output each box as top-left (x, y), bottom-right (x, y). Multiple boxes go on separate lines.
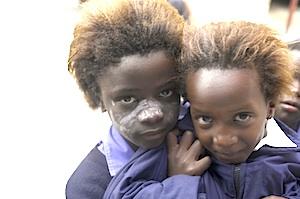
top-left (121, 96), bottom-right (136, 104)
top-left (234, 113), bottom-right (251, 122)
top-left (198, 116), bottom-right (213, 125)
top-left (159, 90), bottom-right (173, 97)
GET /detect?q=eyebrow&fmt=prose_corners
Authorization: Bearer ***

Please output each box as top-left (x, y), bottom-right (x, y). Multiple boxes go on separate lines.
top-left (109, 87), bottom-right (140, 95)
top-left (158, 76), bottom-right (179, 87)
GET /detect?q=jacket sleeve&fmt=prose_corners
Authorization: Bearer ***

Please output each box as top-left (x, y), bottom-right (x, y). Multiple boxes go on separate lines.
top-left (103, 144), bottom-right (201, 199)
top-left (66, 145), bottom-right (112, 199)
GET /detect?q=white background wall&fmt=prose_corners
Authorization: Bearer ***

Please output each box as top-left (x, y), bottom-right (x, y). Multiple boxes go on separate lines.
top-left (0, 0), bottom-right (299, 198)
top-left (0, 1), bottom-right (111, 198)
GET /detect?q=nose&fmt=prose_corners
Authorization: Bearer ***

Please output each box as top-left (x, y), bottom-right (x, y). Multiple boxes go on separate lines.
top-left (137, 106), bottom-right (164, 123)
top-left (213, 133), bottom-right (238, 148)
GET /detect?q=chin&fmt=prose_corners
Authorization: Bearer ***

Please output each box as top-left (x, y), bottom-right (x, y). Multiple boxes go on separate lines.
top-left (145, 140), bottom-right (165, 149)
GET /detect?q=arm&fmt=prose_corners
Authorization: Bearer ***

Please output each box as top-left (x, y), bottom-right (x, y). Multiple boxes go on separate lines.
top-left (104, 130), bottom-right (211, 199)
top-left (66, 146), bottom-right (112, 199)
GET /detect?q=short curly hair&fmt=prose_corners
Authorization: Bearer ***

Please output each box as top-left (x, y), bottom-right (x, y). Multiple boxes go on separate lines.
top-left (180, 21), bottom-right (294, 104)
top-left (68, 0), bottom-right (184, 109)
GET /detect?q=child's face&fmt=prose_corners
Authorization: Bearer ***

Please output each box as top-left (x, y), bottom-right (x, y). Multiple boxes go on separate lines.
top-left (186, 68), bottom-right (274, 164)
top-left (98, 51), bottom-right (180, 149)
top-left (275, 71), bottom-right (300, 128)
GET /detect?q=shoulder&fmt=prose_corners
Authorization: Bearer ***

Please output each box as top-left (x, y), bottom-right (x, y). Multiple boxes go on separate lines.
top-left (66, 145), bottom-right (112, 199)
top-left (276, 119), bottom-right (300, 146)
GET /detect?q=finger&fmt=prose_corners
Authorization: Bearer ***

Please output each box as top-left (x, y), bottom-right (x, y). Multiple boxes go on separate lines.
top-left (185, 140), bottom-right (203, 160)
top-left (196, 140), bottom-right (206, 158)
top-left (167, 131), bottom-right (179, 152)
top-left (169, 128), bottom-right (181, 137)
top-left (179, 130), bottom-right (194, 150)
top-left (193, 156), bottom-right (212, 176)
top-left (171, 128), bottom-right (183, 136)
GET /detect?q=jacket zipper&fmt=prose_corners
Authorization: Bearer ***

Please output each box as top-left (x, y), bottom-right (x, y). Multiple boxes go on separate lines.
top-left (233, 165), bottom-right (241, 199)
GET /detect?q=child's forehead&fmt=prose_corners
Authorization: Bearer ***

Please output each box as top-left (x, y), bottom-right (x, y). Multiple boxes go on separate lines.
top-left (99, 51), bottom-right (179, 85)
top-left (186, 68), bottom-right (268, 113)
top-left (103, 51), bottom-right (177, 74)
top-left (120, 51), bottom-right (174, 64)
top-left (292, 50), bottom-right (300, 65)
top-left (291, 50), bottom-right (300, 77)
top-left (193, 68), bottom-right (259, 88)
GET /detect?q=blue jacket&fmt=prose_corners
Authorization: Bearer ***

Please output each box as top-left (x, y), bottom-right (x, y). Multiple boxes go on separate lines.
top-left (66, 103), bottom-right (193, 199)
top-left (104, 120), bottom-right (300, 199)
top-left (66, 144), bottom-right (112, 199)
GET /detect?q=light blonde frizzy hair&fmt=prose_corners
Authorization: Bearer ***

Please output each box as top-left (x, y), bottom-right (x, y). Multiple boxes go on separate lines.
top-left (180, 21), bottom-right (295, 104)
top-left (68, 0), bottom-right (185, 109)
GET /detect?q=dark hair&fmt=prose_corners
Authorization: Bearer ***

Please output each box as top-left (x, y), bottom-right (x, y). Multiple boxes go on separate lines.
top-left (180, 21), bottom-right (294, 104)
top-left (68, 0), bottom-right (184, 109)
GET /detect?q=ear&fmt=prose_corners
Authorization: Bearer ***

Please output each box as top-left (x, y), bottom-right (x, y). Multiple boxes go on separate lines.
top-left (99, 98), bottom-right (107, 112)
top-left (266, 101), bottom-right (276, 119)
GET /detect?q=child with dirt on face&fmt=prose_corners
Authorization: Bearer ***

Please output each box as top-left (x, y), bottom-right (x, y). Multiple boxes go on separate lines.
top-left (65, 0), bottom-right (210, 198)
top-left (104, 21), bottom-right (300, 199)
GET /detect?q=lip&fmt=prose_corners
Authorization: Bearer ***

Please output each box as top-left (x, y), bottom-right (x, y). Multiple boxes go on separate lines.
top-left (280, 100), bottom-right (300, 112)
top-left (142, 129), bottom-right (166, 139)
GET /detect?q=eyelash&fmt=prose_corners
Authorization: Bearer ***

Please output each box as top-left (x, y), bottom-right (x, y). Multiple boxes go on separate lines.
top-left (197, 116), bottom-right (213, 125)
top-left (159, 89), bottom-right (174, 98)
top-left (234, 112), bottom-right (252, 122)
top-left (115, 87), bottom-right (177, 106)
top-left (195, 112), bottom-right (252, 127)
top-left (119, 96), bottom-right (137, 104)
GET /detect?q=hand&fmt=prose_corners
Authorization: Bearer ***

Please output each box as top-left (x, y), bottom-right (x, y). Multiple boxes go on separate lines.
top-left (262, 196), bottom-right (286, 199)
top-left (167, 129), bottom-right (211, 176)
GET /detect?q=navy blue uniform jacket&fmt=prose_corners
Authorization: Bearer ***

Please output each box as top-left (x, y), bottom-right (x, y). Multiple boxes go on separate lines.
top-left (66, 145), bottom-right (112, 199)
top-left (104, 120), bottom-right (300, 199)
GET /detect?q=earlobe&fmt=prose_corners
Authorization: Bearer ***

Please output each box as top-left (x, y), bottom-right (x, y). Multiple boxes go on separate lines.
top-left (267, 101), bottom-right (276, 119)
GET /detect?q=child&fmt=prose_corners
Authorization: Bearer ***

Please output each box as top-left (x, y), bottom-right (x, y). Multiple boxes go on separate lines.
top-left (66, 0), bottom-right (210, 198)
top-left (275, 39), bottom-right (300, 133)
top-left (104, 22), bottom-right (300, 198)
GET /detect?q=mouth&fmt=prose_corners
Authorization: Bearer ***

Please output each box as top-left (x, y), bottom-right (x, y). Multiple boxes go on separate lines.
top-left (141, 129), bottom-right (166, 139)
top-left (280, 100), bottom-right (300, 112)
top-left (212, 150), bottom-right (244, 164)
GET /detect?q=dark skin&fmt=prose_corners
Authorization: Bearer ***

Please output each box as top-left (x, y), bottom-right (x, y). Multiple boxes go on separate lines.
top-left (168, 68), bottom-right (286, 198)
top-left (186, 68), bottom-right (274, 164)
top-left (99, 50), bottom-right (211, 174)
top-left (168, 68), bottom-right (274, 174)
top-left (275, 52), bottom-right (300, 131)
top-left (98, 51), bottom-right (181, 150)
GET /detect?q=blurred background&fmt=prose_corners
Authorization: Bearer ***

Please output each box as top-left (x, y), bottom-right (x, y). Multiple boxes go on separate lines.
top-left (188, 0), bottom-right (300, 39)
top-left (0, 0), bottom-right (299, 198)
